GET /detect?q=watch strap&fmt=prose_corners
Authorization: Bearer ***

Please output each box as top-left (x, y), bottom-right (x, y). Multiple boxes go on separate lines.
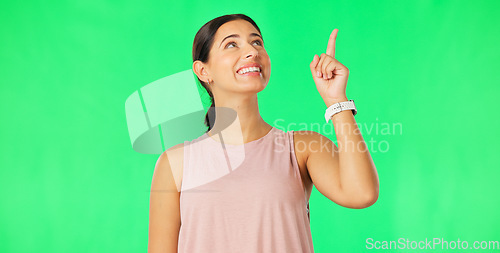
top-left (325, 99), bottom-right (357, 123)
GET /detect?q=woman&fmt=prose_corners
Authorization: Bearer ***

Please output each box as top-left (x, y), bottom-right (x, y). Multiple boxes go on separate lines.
top-left (148, 14), bottom-right (379, 253)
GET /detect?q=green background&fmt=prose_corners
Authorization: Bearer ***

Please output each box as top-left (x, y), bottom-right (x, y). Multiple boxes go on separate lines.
top-left (1, 0), bottom-right (499, 252)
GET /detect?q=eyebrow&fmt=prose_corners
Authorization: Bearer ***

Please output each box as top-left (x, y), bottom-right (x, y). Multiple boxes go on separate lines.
top-left (219, 33), bottom-right (263, 48)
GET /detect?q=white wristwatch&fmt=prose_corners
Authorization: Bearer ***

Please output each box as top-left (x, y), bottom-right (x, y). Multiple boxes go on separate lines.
top-left (325, 99), bottom-right (357, 123)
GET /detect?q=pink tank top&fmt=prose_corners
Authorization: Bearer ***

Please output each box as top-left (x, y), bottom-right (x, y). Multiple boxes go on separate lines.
top-left (179, 127), bottom-right (314, 252)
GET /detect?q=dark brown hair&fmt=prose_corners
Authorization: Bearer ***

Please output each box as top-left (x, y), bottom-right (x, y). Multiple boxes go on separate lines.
top-left (192, 14), bottom-right (263, 132)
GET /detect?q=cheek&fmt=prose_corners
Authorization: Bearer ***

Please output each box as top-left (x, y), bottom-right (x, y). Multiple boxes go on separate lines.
top-left (262, 52), bottom-right (270, 63)
top-left (216, 58), bottom-right (236, 75)
top-left (262, 55), bottom-right (271, 72)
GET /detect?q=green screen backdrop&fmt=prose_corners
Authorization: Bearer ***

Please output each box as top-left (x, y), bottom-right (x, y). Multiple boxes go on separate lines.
top-left (1, 0), bottom-right (499, 252)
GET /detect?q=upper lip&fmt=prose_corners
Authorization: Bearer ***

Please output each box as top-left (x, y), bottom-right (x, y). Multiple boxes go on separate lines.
top-left (237, 63), bottom-right (262, 73)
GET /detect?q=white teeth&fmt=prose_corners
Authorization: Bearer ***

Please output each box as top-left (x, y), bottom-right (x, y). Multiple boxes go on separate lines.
top-left (238, 66), bottom-right (261, 74)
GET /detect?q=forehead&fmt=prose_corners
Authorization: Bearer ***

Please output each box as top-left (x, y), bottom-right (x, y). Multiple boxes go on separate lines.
top-left (214, 19), bottom-right (260, 42)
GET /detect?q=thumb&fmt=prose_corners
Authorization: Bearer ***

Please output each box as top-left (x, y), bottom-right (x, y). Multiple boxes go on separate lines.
top-left (310, 54), bottom-right (320, 78)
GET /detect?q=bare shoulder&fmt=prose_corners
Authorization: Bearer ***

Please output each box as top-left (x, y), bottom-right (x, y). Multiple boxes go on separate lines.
top-left (291, 130), bottom-right (320, 192)
top-left (294, 130), bottom-right (335, 153)
top-left (149, 142), bottom-right (184, 251)
top-left (155, 142), bottom-right (185, 193)
top-left (293, 130), bottom-right (333, 155)
top-left (294, 130), bottom-right (331, 140)
top-left (292, 130), bottom-right (337, 187)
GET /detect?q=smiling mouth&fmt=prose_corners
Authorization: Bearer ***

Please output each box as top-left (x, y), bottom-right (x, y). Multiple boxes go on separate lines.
top-left (237, 67), bottom-right (261, 75)
top-left (237, 71), bottom-right (262, 77)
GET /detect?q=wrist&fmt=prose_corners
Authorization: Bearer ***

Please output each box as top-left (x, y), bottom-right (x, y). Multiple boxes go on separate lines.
top-left (330, 109), bottom-right (352, 120)
top-left (324, 97), bottom-right (349, 107)
top-left (324, 98), bottom-right (357, 123)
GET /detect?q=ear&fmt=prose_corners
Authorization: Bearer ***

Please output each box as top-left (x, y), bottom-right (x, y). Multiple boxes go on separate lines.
top-left (193, 60), bottom-right (211, 83)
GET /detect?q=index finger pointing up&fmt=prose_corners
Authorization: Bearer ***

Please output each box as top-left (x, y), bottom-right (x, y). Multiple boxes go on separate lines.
top-left (326, 28), bottom-right (338, 58)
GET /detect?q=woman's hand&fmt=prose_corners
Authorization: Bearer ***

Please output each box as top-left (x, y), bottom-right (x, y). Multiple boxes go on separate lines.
top-left (310, 28), bottom-right (349, 105)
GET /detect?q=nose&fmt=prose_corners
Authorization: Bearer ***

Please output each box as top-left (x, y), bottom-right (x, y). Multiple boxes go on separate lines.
top-left (244, 44), bottom-right (258, 59)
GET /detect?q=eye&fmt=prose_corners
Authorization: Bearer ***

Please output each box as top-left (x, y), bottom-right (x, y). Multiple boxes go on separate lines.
top-left (225, 42), bottom-right (237, 49)
top-left (225, 39), bottom-right (263, 49)
top-left (253, 39), bottom-right (263, 46)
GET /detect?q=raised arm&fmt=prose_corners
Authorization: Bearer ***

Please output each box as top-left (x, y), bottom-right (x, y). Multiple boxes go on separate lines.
top-left (304, 28), bottom-right (379, 209)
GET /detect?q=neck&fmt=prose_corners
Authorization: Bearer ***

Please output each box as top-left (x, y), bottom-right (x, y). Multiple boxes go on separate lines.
top-left (207, 94), bottom-right (272, 144)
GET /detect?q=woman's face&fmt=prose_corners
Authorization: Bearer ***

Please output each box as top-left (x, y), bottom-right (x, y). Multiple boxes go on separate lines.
top-left (204, 19), bottom-right (271, 94)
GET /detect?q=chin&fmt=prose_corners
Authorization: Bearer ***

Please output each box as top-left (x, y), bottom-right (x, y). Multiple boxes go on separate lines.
top-left (237, 79), bottom-right (268, 93)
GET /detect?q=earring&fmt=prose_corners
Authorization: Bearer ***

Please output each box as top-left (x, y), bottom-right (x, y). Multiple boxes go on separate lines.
top-left (207, 79), bottom-right (212, 85)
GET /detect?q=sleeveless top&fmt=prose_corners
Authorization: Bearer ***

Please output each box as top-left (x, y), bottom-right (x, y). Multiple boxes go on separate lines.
top-left (178, 127), bottom-right (314, 253)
